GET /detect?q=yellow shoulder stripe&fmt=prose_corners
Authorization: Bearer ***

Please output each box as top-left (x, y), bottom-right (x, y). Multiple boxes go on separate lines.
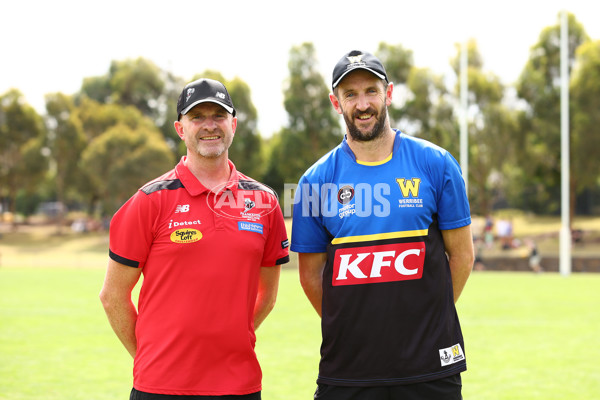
top-left (331, 229), bottom-right (428, 245)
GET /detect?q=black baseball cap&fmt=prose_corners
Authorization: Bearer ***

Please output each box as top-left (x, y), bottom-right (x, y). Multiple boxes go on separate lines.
top-left (176, 78), bottom-right (236, 119)
top-left (332, 50), bottom-right (388, 89)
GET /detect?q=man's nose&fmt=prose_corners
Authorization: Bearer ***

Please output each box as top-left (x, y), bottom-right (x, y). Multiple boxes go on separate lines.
top-left (200, 117), bottom-right (217, 130)
top-left (356, 93), bottom-right (370, 110)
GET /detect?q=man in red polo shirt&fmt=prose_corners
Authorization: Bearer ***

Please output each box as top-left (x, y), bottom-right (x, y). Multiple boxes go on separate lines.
top-left (100, 78), bottom-right (289, 399)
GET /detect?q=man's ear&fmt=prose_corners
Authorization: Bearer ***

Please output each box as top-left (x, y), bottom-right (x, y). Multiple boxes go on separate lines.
top-left (329, 93), bottom-right (343, 115)
top-left (385, 82), bottom-right (394, 107)
top-left (231, 117), bottom-right (238, 135)
top-left (174, 120), bottom-right (185, 140)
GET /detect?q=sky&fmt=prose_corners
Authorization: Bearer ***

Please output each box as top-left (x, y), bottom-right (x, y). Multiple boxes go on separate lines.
top-left (1, 0), bottom-right (599, 137)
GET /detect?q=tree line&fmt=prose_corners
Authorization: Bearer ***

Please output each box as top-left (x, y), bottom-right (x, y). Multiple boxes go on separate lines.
top-left (1, 12), bottom-right (599, 226)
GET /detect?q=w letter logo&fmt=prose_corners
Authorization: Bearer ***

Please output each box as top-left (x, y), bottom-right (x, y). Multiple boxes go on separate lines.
top-left (396, 178), bottom-right (421, 198)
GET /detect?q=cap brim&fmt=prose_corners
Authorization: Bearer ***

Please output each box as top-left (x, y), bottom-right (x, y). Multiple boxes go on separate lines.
top-left (181, 99), bottom-right (235, 116)
top-left (332, 67), bottom-right (387, 88)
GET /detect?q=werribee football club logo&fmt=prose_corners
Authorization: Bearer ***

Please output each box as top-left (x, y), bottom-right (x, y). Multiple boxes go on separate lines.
top-left (396, 178), bottom-right (424, 209)
top-left (396, 178), bottom-right (421, 197)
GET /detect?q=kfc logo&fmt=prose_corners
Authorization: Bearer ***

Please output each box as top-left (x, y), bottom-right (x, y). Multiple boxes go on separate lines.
top-left (333, 242), bottom-right (426, 286)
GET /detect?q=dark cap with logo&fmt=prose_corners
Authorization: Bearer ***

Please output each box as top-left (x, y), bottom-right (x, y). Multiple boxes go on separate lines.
top-left (332, 50), bottom-right (388, 89)
top-left (176, 78), bottom-right (236, 119)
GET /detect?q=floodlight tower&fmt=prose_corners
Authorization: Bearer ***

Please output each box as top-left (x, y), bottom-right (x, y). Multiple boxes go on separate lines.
top-left (559, 10), bottom-right (571, 276)
top-left (460, 41), bottom-right (468, 193)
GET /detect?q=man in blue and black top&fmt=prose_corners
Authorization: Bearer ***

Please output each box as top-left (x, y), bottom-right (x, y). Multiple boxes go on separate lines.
top-left (291, 50), bottom-right (475, 400)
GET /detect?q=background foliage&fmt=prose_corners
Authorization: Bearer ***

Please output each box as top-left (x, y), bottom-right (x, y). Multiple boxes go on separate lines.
top-left (1, 12), bottom-right (600, 222)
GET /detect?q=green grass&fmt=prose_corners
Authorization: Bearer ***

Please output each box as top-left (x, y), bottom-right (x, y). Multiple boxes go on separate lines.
top-left (1, 219), bottom-right (599, 399)
top-left (0, 267), bottom-right (133, 400)
top-left (1, 262), bottom-right (599, 399)
top-left (457, 272), bottom-right (600, 399)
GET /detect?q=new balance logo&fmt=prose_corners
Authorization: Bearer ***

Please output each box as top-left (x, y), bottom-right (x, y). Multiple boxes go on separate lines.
top-left (175, 204), bottom-right (190, 213)
top-left (333, 242), bottom-right (426, 286)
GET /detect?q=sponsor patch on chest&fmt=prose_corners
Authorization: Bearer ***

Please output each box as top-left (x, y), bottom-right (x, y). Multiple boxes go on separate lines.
top-left (238, 221), bottom-right (263, 234)
top-left (332, 242), bottom-right (426, 286)
top-left (170, 228), bottom-right (202, 243)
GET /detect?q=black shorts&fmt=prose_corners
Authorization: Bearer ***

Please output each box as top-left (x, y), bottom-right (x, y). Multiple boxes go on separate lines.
top-left (314, 374), bottom-right (462, 400)
top-left (129, 388), bottom-right (261, 400)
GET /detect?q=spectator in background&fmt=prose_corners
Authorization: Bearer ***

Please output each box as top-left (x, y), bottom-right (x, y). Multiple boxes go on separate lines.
top-left (484, 214), bottom-right (495, 248)
top-left (526, 239), bottom-right (543, 273)
top-left (496, 218), bottom-right (513, 250)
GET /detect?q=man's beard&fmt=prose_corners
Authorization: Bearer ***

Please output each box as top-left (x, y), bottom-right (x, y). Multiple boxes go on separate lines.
top-left (343, 105), bottom-right (388, 142)
top-left (187, 128), bottom-right (232, 159)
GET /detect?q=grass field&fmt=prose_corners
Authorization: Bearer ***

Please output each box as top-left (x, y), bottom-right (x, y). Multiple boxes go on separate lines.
top-left (1, 223), bottom-right (599, 399)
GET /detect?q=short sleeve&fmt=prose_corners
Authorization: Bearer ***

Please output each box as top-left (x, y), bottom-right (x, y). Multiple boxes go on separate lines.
top-left (436, 151), bottom-right (471, 231)
top-left (109, 191), bottom-right (157, 268)
top-left (260, 200), bottom-right (290, 266)
top-left (290, 176), bottom-right (331, 253)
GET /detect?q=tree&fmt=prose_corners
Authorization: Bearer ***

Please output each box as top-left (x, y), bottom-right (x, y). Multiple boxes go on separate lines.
top-left (74, 98), bottom-right (170, 215)
top-left (375, 42), bottom-right (414, 130)
top-left (44, 93), bottom-right (87, 230)
top-left (449, 39), bottom-right (517, 215)
top-left (515, 12), bottom-right (589, 215)
top-left (80, 124), bottom-right (174, 216)
top-left (75, 96), bottom-right (157, 141)
top-left (156, 71), bottom-right (187, 154)
top-left (12, 134), bottom-right (49, 217)
top-left (78, 57), bottom-right (182, 152)
top-left (570, 40), bottom-right (600, 212)
top-left (264, 43), bottom-right (342, 195)
top-left (402, 67), bottom-right (459, 155)
top-left (0, 89), bottom-right (46, 219)
top-left (107, 58), bottom-right (165, 117)
top-left (377, 43), bottom-right (459, 158)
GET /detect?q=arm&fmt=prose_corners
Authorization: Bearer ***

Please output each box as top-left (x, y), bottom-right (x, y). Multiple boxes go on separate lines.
top-left (253, 265), bottom-right (281, 330)
top-left (99, 259), bottom-right (142, 358)
top-left (298, 252), bottom-right (327, 317)
top-left (442, 224), bottom-right (475, 303)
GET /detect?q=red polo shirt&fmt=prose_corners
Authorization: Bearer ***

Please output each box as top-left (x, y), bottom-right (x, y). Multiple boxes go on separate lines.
top-left (109, 157), bottom-right (289, 395)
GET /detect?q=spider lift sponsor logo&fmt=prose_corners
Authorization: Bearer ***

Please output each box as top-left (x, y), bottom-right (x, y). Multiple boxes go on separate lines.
top-left (439, 344), bottom-right (465, 367)
top-left (332, 242), bottom-right (426, 286)
top-left (170, 228), bottom-right (202, 243)
top-left (238, 221), bottom-right (263, 234)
